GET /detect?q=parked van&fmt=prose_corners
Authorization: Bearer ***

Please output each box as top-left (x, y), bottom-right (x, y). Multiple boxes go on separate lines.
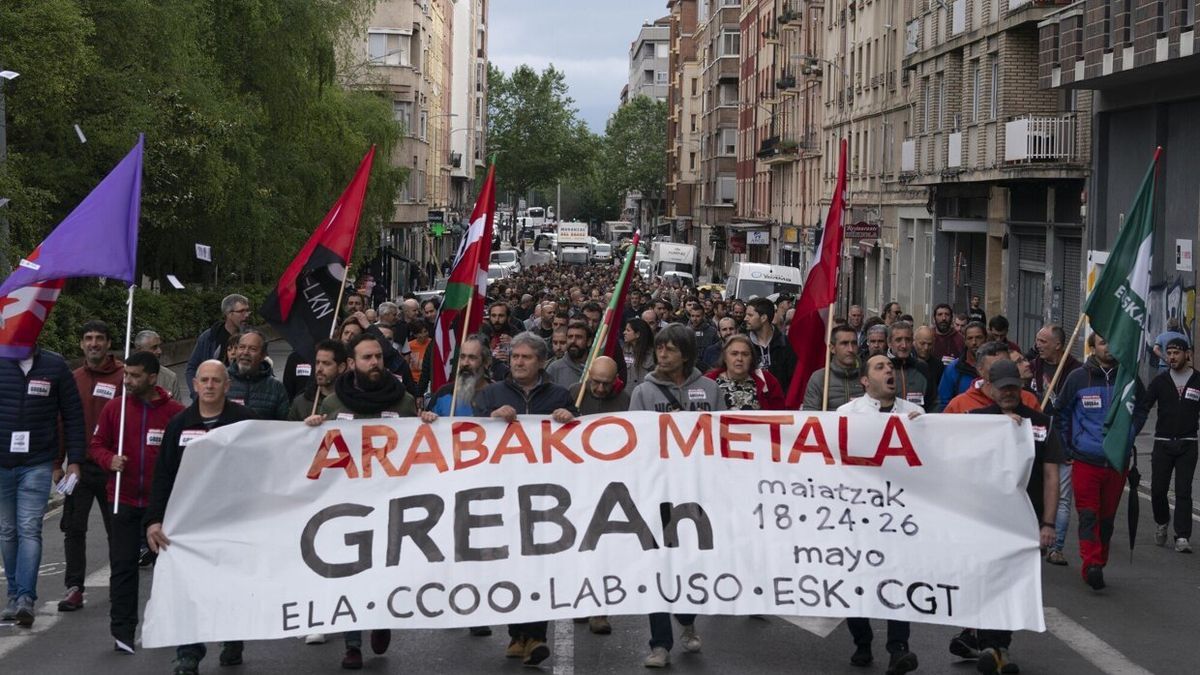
top-left (726, 263), bottom-right (803, 301)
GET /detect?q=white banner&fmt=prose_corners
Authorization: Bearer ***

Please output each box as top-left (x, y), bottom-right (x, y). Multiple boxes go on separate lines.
top-left (142, 412), bottom-right (1044, 647)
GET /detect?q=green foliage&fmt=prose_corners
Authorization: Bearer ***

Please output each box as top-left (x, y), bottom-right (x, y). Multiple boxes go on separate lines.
top-left (603, 95), bottom-right (667, 216)
top-left (0, 0), bottom-right (406, 285)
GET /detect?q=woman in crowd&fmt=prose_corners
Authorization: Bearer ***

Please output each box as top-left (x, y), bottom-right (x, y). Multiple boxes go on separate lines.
top-left (705, 334), bottom-right (784, 410)
top-left (622, 318), bottom-right (656, 390)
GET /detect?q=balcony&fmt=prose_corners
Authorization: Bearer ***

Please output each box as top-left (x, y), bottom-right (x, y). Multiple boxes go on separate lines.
top-left (776, 72), bottom-right (796, 91)
top-left (449, 151), bottom-right (463, 169)
top-left (1004, 114), bottom-right (1076, 163)
top-left (778, 8), bottom-right (802, 27)
top-left (757, 136), bottom-right (799, 165)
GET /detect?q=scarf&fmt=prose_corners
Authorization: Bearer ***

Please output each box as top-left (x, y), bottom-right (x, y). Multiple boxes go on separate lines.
top-left (333, 369), bottom-right (406, 415)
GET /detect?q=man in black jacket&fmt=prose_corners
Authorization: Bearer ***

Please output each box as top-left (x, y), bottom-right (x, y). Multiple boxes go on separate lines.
top-left (473, 331), bottom-right (576, 668)
top-left (0, 348), bottom-right (85, 627)
top-left (146, 360), bottom-right (256, 675)
top-left (1135, 337), bottom-right (1200, 553)
top-left (745, 297), bottom-right (796, 393)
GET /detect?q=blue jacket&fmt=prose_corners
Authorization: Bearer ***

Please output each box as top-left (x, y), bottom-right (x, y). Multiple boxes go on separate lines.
top-left (936, 355), bottom-right (980, 412)
top-left (1055, 357), bottom-right (1146, 468)
top-left (0, 349), bottom-right (86, 468)
top-left (185, 321), bottom-right (234, 395)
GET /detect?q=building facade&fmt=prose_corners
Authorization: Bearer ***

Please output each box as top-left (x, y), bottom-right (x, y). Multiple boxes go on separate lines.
top-left (666, 0), bottom-right (703, 251)
top-left (627, 18), bottom-right (672, 103)
top-left (348, 0), bottom-right (487, 298)
top-left (1039, 0), bottom-right (1200, 342)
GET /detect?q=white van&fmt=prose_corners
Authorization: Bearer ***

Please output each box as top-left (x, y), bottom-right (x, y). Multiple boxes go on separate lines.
top-left (726, 263), bottom-right (803, 301)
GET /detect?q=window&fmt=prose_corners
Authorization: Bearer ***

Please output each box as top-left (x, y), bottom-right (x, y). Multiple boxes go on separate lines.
top-left (656, 71), bottom-right (669, 84)
top-left (971, 63), bottom-right (980, 122)
top-left (1123, 0), bottom-right (1134, 44)
top-left (690, 113), bottom-right (698, 132)
top-left (990, 61), bottom-right (998, 119)
top-left (922, 78), bottom-right (930, 132)
top-left (644, 69), bottom-right (655, 84)
top-left (393, 100), bottom-right (413, 131)
top-left (1157, 2), bottom-right (1168, 35)
top-left (475, 131), bottom-right (483, 161)
top-left (937, 75), bottom-right (945, 130)
top-left (1188, 0), bottom-right (1196, 29)
top-left (720, 128), bottom-right (737, 155)
top-left (369, 30), bottom-right (411, 66)
top-left (717, 175), bottom-right (736, 204)
top-left (689, 152), bottom-right (697, 171)
top-left (656, 42), bottom-right (670, 58)
top-left (1103, 3), bottom-right (1113, 50)
top-left (418, 110), bottom-right (428, 140)
top-left (691, 78), bottom-right (699, 96)
top-left (718, 82), bottom-right (738, 105)
top-left (644, 43), bottom-right (656, 60)
top-left (721, 0), bottom-right (741, 6)
top-left (719, 30), bottom-right (740, 57)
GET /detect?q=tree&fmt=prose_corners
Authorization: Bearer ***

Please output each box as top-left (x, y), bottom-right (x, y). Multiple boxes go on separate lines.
top-left (487, 63), bottom-right (587, 232)
top-left (604, 95), bottom-right (667, 225)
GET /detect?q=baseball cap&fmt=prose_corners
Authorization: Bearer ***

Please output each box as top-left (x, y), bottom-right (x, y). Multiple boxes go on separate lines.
top-left (989, 359), bottom-right (1023, 389)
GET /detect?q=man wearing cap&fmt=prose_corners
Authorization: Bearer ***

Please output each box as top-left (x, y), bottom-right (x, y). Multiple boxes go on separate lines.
top-left (1135, 336), bottom-right (1200, 553)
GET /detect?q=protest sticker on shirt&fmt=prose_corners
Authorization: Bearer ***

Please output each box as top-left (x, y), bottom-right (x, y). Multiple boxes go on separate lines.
top-left (147, 428), bottom-right (165, 446)
top-left (1186, 387), bottom-right (1200, 402)
top-left (27, 379), bottom-right (51, 397)
top-left (295, 364), bottom-right (312, 377)
top-left (94, 382), bottom-right (117, 399)
top-left (179, 430), bottom-right (207, 446)
top-left (1081, 395), bottom-right (1102, 409)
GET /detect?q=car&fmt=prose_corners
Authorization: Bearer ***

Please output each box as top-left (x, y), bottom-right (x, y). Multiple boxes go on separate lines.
top-left (662, 270), bottom-right (695, 288)
top-left (486, 264), bottom-right (511, 286)
top-left (489, 249), bottom-right (521, 274)
top-left (636, 259), bottom-right (652, 279)
top-left (592, 243), bottom-right (613, 264)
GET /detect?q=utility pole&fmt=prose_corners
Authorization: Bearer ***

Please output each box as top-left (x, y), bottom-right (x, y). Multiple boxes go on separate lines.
top-left (0, 70), bottom-right (18, 274)
top-left (556, 180), bottom-right (561, 224)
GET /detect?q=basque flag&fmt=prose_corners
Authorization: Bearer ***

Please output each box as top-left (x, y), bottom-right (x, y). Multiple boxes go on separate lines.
top-left (262, 147), bottom-right (375, 362)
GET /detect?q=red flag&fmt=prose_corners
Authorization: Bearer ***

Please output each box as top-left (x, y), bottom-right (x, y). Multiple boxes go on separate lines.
top-left (0, 279), bottom-right (66, 359)
top-left (431, 164), bottom-right (496, 393)
top-left (785, 138), bottom-right (848, 408)
top-left (262, 147), bottom-right (375, 361)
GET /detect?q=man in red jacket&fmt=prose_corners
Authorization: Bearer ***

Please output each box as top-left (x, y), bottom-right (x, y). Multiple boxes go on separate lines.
top-left (88, 351), bottom-right (183, 653)
top-left (58, 320), bottom-right (124, 612)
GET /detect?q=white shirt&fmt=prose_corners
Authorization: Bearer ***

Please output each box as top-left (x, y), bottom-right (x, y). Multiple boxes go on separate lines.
top-left (837, 393), bottom-right (924, 415)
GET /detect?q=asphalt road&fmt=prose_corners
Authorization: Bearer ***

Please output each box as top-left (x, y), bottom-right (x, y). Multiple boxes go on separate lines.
top-left (2, 345), bottom-right (1196, 673)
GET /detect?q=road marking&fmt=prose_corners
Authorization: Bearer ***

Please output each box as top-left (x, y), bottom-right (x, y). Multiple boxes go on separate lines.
top-left (0, 565), bottom-right (110, 659)
top-left (1126, 481), bottom-right (1200, 523)
top-left (552, 619), bottom-right (574, 675)
top-left (1044, 607), bottom-right (1154, 675)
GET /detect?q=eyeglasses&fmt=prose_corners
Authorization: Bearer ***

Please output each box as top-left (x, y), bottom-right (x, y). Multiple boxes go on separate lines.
top-left (230, 308), bottom-right (251, 314)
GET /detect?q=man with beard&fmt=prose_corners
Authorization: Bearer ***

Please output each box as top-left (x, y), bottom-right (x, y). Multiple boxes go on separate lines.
top-left (942, 342), bottom-right (1041, 414)
top-left (837, 354), bottom-right (922, 675)
top-left (937, 322), bottom-right (987, 409)
top-left (689, 305), bottom-right (718, 369)
top-left (963, 359), bottom-right (1060, 674)
top-left (745, 297), bottom-right (796, 393)
top-left (701, 318), bottom-right (738, 374)
top-left (56, 320), bottom-right (123, 613)
top-left (146, 360), bottom-right (256, 673)
top-left (185, 294), bottom-right (250, 395)
top-left (914, 326), bottom-right (944, 393)
top-left (549, 327), bottom-right (569, 363)
top-left (803, 325), bottom-right (865, 410)
top-left (307, 333), bottom-right (416, 669)
top-left (546, 320), bottom-right (591, 387)
top-left (472, 332), bottom-right (577, 667)
top-left (931, 303), bottom-right (964, 365)
top-left (133, 330), bottom-right (183, 402)
top-left (481, 302), bottom-right (522, 370)
top-left (87, 351), bottom-right (184, 653)
top-left (226, 330), bottom-right (289, 420)
top-left (424, 335), bottom-right (493, 416)
top-left (887, 321), bottom-right (935, 410)
top-left (581, 301), bottom-right (604, 335)
top-left (287, 340), bottom-right (347, 421)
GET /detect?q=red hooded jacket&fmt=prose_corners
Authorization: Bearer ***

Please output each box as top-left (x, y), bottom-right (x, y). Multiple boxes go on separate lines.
top-left (88, 386), bottom-right (185, 508)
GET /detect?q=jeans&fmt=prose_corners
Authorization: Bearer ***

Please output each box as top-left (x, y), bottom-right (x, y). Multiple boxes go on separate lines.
top-left (0, 462), bottom-right (53, 601)
top-left (109, 504), bottom-right (144, 642)
top-left (647, 613), bottom-right (695, 651)
top-left (846, 618), bottom-right (910, 654)
top-left (1053, 462), bottom-right (1074, 551)
top-left (1151, 440), bottom-right (1198, 539)
top-left (61, 461), bottom-right (111, 590)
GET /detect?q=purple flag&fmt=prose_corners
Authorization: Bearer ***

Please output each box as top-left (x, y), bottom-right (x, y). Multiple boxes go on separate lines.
top-left (0, 134), bottom-right (143, 296)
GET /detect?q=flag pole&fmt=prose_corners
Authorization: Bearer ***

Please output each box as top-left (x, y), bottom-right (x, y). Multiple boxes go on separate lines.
top-left (575, 320), bottom-right (611, 409)
top-left (576, 231), bottom-right (640, 408)
top-left (1041, 312), bottom-right (1087, 410)
top-left (112, 285), bottom-right (135, 515)
top-left (448, 290), bottom-right (477, 418)
top-left (311, 263), bottom-right (353, 417)
top-left (821, 300), bottom-right (836, 411)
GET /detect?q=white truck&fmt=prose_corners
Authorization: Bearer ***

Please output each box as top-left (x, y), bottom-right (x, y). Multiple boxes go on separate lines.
top-left (726, 262), bottom-right (803, 301)
top-left (650, 241), bottom-right (698, 280)
top-left (557, 222), bottom-right (591, 265)
top-left (603, 220), bottom-right (634, 244)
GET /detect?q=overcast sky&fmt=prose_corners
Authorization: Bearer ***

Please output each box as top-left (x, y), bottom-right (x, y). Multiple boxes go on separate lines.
top-left (489, 0), bottom-right (667, 132)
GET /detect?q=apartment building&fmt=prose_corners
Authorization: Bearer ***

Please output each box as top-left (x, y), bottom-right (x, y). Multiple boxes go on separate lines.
top-left (348, 0), bottom-right (487, 298)
top-left (693, 0), bottom-right (744, 279)
top-left (898, 0), bottom-right (1087, 346)
top-left (621, 17), bottom-right (671, 226)
top-left (732, 0), bottom-right (776, 264)
top-left (1039, 0), bottom-right (1200, 340)
top-left (666, 0), bottom-right (703, 247)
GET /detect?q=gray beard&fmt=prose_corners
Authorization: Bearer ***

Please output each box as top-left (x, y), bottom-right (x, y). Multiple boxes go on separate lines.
top-left (455, 373), bottom-right (483, 405)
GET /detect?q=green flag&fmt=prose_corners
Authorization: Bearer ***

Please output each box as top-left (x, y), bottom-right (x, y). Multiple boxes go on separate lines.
top-left (1083, 147), bottom-right (1162, 469)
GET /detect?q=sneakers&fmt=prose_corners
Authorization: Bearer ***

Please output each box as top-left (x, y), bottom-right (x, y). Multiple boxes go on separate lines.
top-left (369, 629), bottom-right (391, 655)
top-left (1085, 565), bottom-right (1106, 590)
top-left (949, 629), bottom-right (981, 659)
top-left (644, 646), bottom-right (671, 668)
top-left (174, 655), bottom-right (201, 675)
top-left (304, 633), bottom-right (326, 645)
top-left (589, 616), bottom-right (612, 634)
top-left (1155, 524), bottom-right (1169, 546)
top-left (680, 624), bottom-right (702, 652)
top-left (1045, 549), bottom-right (1068, 566)
top-left (850, 644), bottom-right (874, 666)
top-left (218, 642), bottom-right (244, 666)
top-left (341, 647), bottom-right (363, 670)
top-left (468, 625), bottom-right (492, 636)
top-left (1176, 537), bottom-right (1193, 553)
top-left (506, 637), bottom-right (528, 658)
top-left (1, 597), bottom-right (16, 621)
top-left (57, 586), bottom-right (84, 612)
top-left (14, 596), bottom-right (35, 627)
top-left (523, 640), bottom-right (550, 666)
top-left (886, 650), bottom-right (919, 675)
top-left (977, 647), bottom-right (1020, 674)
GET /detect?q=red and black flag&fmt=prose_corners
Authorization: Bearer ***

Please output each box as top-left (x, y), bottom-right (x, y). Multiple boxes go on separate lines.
top-left (262, 147), bottom-right (375, 361)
